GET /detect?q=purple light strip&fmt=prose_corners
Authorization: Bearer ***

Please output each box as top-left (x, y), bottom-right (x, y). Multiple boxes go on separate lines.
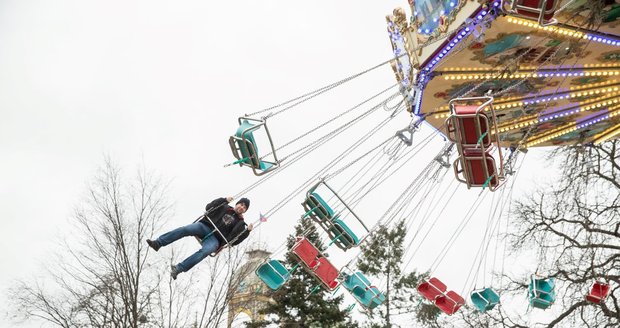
top-left (576, 109), bottom-right (610, 129)
top-left (522, 91), bottom-right (570, 105)
top-left (418, 1), bottom-right (501, 85)
top-left (539, 103), bottom-right (581, 122)
top-left (581, 34), bottom-right (620, 47)
top-left (413, 88), bottom-right (424, 115)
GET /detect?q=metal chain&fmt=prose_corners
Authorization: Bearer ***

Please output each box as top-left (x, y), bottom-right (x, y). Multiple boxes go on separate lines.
top-left (244, 13), bottom-right (501, 119)
top-left (259, 84), bottom-right (398, 159)
top-left (276, 90), bottom-right (402, 162)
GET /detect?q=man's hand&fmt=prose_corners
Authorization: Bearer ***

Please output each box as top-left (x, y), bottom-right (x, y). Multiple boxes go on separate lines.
top-left (226, 196), bottom-right (233, 202)
top-left (248, 223), bottom-right (254, 231)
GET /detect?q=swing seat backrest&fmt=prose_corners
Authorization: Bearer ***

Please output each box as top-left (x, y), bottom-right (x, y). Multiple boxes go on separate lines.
top-left (417, 277), bottom-right (447, 301)
top-left (234, 120), bottom-right (274, 171)
top-left (305, 192), bottom-right (335, 222)
top-left (460, 149), bottom-right (498, 187)
top-left (329, 218), bottom-right (360, 250)
top-left (312, 257), bottom-right (339, 290)
top-left (255, 259), bottom-right (290, 290)
top-left (530, 292), bottom-right (555, 309)
top-left (352, 285), bottom-right (386, 309)
top-left (531, 277), bottom-right (555, 294)
top-left (342, 273), bottom-right (364, 292)
top-left (470, 288), bottom-right (500, 312)
top-left (449, 105), bottom-right (491, 148)
top-left (529, 277), bottom-right (556, 309)
top-left (435, 291), bottom-right (465, 315)
top-left (342, 272), bottom-right (385, 308)
top-left (367, 286), bottom-right (386, 309)
top-left (513, 0), bottom-right (558, 22)
top-left (291, 237), bottom-right (319, 269)
top-left (586, 282), bottom-right (610, 304)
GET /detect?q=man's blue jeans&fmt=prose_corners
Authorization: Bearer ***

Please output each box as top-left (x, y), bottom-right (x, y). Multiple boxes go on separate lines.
top-left (156, 222), bottom-right (220, 272)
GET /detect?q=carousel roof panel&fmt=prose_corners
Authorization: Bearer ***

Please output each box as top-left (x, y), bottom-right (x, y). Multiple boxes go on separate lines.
top-left (412, 0), bottom-right (620, 148)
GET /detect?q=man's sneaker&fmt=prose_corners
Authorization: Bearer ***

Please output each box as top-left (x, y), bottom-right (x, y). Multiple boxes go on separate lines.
top-left (146, 239), bottom-right (161, 252)
top-left (170, 265), bottom-right (180, 280)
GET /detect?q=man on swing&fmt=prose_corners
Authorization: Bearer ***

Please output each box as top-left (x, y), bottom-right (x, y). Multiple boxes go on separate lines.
top-left (146, 197), bottom-right (253, 279)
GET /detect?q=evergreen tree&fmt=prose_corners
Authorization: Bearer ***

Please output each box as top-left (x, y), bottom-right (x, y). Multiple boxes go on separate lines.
top-left (357, 220), bottom-right (441, 328)
top-left (247, 218), bottom-right (356, 327)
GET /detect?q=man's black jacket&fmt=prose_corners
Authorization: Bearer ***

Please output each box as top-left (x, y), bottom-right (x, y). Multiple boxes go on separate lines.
top-left (200, 197), bottom-right (249, 246)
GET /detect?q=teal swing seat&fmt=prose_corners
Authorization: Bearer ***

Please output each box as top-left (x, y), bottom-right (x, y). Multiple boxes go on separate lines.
top-left (229, 117), bottom-right (279, 176)
top-left (342, 272), bottom-right (386, 309)
top-left (255, 259), bottom-right (290, 290)
top-left (303, 192), bottom-right (335, 222)
top-left (528, 276), bottom-right (556, 310)
top-left (470, 288), bottom-right (500, 312)
top-left (328, 218), bottom-right (360, 249)
top-left (302, 180), bottom-right (370, 251)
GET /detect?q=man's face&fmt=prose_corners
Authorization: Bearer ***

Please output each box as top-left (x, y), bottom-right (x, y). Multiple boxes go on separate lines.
top-left (234, 202), bottom-right (247, 214)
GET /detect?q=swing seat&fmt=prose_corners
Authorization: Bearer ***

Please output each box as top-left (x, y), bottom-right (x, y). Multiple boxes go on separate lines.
top-left (304, 180), bottom-right (371, 249)
top-left (586, 282), bottom-right (610, 304)
top-left (447, 105), bottom-right (491, 148)
top-left (435, 291), bottom-right (465, 315)
top-left (470, 288), bottom-right (500, 312)
top-left (343, 272), bottom-right (386, 309)
top-left (290, 237), bottom-right (320, 269)
top-left (454, 149), bottom-right (500, 190)
top-left (312, 257), bottom-right (340, 290)
top-left (531, 277), bottom-right (555, 293)
top-left (511, 0), bottom-right (558, 25)
top-left (255, 259), bottom-right (290, 290)
top-left (530, 291), bottom-right (555, 309)
top-left (417, 277), bottom-right (447, 301)
top-left (328, 219), bottom-right (360, 250)
top-left (303, 192), bottom-right (335, 222)
top-left (229, 119), bottom-right (278, 176)
top-left (528, 277), bottom-right (556, 309)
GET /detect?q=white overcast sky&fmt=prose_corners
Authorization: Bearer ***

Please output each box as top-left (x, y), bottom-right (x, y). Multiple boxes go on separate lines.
top-left (0, 1), bottom-right (561, 327)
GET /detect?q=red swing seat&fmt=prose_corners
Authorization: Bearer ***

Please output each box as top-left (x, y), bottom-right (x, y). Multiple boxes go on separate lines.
top-left (586, 282), bottom-right (610, 304)
top-left (313, 257), bottom-right (340, 290)
top-left (417, 277), bottom-right (448, 301)
top-left (447, 105), bottom-right (491, 148)
top-left (454, 148), bottom-right (500, 189)
top-left (435, 291), bottom-right (466, 315)
top-left (511, 0), bottom-right (558, 24)
top-left (290, 237), bottom-right (340, 290)
top-left (290, 237), bottom-right (320, 269)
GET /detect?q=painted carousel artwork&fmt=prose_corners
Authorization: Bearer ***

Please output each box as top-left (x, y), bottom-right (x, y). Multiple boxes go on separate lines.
top-left (388, 0), bottom-right (620, 148)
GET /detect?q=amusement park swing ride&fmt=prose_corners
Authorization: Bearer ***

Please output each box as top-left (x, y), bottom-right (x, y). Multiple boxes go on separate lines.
top-left (220, 0), bottom-right (618, 320)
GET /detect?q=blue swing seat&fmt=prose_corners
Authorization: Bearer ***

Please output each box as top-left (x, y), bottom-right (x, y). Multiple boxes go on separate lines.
top-left (528, 277), bottom-right (555, 309)
top-left (328, 218), bottom-right (360, 249)
top-left (234, 120), bottom-right (274, 171)
top-left (342, 272), bottom-right (386, 309)
top-left (255, 259), bottom-right (290, 290)
top-left (470, 288), bottom-right (500, 312)
top-left (304, 192), bottom-right (335, 222)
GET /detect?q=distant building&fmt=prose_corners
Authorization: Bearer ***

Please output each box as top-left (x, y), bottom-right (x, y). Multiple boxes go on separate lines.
top-left (227, 245), bottom-right (273, 327)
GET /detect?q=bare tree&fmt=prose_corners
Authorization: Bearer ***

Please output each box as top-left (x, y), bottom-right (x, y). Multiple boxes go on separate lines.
top-left (8, 158), bottom-right (250, 328)
top-left (454, 141), bottom-right (620, 328)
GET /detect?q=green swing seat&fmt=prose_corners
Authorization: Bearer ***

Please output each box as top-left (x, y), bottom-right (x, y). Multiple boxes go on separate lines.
top-left (303, 191), bottom-right (364, 251)
top-left (470, 288), bottom-right (500, 312)
top-left (255, 259), bottom-right (290, 290)
top-left (342, 272), bottom-right (386, 309)
top-left (233, 120), bottom-right (274, 172)
top-left (528, 277), bottom-right (555, 309)
top-left (304, 192), bottom-right (335, 222)
top-left (328, 218), bottom-right (360, 248)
